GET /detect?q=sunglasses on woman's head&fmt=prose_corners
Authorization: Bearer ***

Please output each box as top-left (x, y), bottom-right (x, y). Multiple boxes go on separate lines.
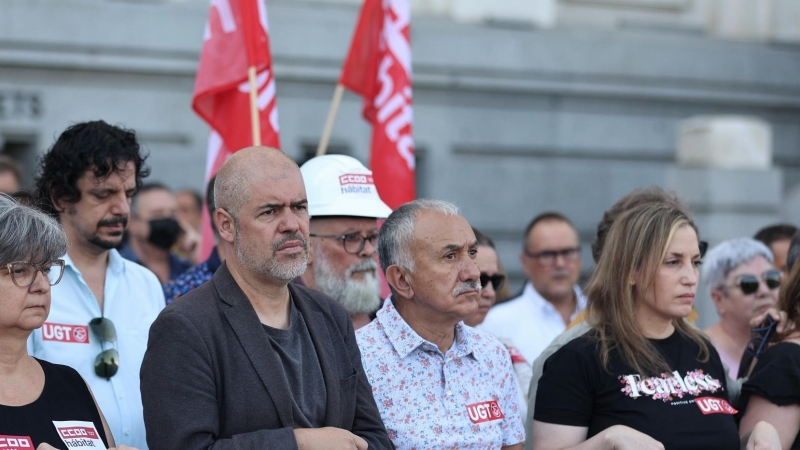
top-left (734, 270), bottom-right (782, 295)
top-left (480, 273), bottom-right (505, 290)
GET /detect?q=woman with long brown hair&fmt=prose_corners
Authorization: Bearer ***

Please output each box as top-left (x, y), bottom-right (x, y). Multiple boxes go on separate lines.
top-left (530, 203), bottom-right (778, 450)
top-left (739, 256), bottom-right (800, 449)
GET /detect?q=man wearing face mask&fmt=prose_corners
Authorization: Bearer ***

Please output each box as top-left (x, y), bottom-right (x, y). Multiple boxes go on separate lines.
top-left (120, 183), bottom-right (192, 284)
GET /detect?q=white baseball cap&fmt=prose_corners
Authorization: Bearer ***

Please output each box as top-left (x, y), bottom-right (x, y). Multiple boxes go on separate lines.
top-left (300, 154), bottom-right (392, 219)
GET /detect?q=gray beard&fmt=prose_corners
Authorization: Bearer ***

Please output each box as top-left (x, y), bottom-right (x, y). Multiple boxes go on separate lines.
top-left (235, 231), bottom-right (308, 281)
top-left (313, 253), bottom-right (381, 315)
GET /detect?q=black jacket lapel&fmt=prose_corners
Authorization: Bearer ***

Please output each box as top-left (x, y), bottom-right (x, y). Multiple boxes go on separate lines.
top-left (214, 264), bottom-right (295, 428)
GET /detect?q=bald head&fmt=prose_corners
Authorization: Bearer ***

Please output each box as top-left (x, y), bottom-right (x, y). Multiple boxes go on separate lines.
top-left (215, 147), bottom-right (299, 220)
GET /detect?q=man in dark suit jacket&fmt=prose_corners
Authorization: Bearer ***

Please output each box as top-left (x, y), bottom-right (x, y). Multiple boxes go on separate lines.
top-left (140, 147), bottom-right (392, 450)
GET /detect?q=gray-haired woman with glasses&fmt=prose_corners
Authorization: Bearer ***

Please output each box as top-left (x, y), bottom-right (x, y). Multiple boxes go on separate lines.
top-left (0, 195), bottom-right (135, 450)
top-left (701, 238), bottom-right (781, 380)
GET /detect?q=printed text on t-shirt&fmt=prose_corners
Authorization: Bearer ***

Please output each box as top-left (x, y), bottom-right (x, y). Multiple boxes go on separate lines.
top-left (619, 369), bottom-right (722, 402)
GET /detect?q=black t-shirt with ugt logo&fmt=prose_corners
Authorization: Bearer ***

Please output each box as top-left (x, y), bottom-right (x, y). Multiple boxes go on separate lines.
top-left (534, 329), bottom-right (740, 450)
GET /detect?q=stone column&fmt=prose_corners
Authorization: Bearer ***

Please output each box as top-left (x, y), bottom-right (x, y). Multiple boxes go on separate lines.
top-left (666, 115), bottom-right (782, 328)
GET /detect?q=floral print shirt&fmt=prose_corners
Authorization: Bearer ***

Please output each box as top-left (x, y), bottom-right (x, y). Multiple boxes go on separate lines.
top-left (356, 298), bottom-right (525, 449)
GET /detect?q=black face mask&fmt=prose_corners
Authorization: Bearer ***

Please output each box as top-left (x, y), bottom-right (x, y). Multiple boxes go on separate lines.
top-left (148, 218), bottom-right (181, 250)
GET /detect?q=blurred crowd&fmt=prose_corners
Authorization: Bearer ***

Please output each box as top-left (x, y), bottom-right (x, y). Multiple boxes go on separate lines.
top-left (1, 120), bottom-right (799, 450)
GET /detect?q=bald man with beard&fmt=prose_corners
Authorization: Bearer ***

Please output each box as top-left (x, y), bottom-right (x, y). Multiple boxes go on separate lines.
top-left (140, 147), bottom-right (392, 450)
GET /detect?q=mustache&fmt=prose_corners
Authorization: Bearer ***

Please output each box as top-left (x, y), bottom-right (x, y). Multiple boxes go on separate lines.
top-left (97, 217), bottom-right (128, 228)
top-left (347, 258), bottom-right (378, 276)
top-left (271, 232), bottom-right (308, 253)
top-left (452, 280), bottom-right (481, 297)
top-left (551, 267), bottom-right (571, 278)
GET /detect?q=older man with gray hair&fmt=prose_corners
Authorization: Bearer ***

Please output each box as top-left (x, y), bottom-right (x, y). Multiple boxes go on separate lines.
top-left (702, 237), bottom-right (782, 379)
top-left (299, 155), bottom-right (392, 329)
top-left (357, 199), bottom-right (525, 450)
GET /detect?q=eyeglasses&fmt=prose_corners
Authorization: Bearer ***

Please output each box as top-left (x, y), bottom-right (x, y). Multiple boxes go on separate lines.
top-left (480, 273), bottom-right (505, 291)
top-left (89, 317), bottom-right (119, 379)
top-left (4, 260), bottom-right (65, 288)
top-left (729, 270), bottom-right (782, 295)
top-left (309, 233), bottom-right (378, 254)
top-left (523, 247), bottom-right (581, 267)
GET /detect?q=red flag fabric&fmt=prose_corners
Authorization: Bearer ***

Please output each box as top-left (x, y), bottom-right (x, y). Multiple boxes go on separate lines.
top-left (340, 0), bottom-right (415, 210)
top-left (193, 0), bottom-right (281, 259)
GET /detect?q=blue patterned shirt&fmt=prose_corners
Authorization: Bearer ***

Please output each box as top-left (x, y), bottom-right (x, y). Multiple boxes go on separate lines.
top-left (162, 247), bottom-right (222, 304)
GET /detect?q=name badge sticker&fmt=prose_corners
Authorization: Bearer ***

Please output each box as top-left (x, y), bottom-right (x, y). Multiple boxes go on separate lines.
top-left (42, 323), bottom-right (90, 344)
top-left (466, 400), bottom-right (505, 424)
top-left (52, 421), bottom-right (106, 449)
top-left (695, 396), bottom-right (738, 415)
top-left (0, 436), bottom-right (33, 449)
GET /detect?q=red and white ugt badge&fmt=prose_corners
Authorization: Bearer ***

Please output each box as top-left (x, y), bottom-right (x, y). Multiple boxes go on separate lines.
top-left (42, 323), bottom-right (90, 344)
top-left (466, 400), bottom-right (505, 424)
top-left (695, 397), bottom-right (738, 415)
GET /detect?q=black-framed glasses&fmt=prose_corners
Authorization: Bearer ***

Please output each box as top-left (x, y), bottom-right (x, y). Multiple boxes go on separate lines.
top-left (4, 260), bottom-right (65, 287)
top-left (729, 270), bottom-right (782, 295)
top-left (309, 233), bottom-right (378, 254)
top-left (523, 247), bottom-right (581, 267)
top-left (89, 317), bottom-right (119, 379)
top-left (480, 273), bottom-right (505, 291)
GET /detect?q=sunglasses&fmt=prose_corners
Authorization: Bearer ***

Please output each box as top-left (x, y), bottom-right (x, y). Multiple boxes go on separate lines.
top-left (733, 270), bottom-right (782, 295)
top-left (89, 317), bottom-right (119, 379)
top-left (480, 273), bottom-right (506, 291)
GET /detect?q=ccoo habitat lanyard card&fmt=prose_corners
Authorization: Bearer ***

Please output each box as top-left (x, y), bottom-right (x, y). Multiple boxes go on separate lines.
top-left (52, 421), bottom-right (106, 449)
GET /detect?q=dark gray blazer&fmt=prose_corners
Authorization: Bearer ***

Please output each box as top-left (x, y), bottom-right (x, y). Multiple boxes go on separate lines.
top-left (140, 263), bottom-right (393, 450)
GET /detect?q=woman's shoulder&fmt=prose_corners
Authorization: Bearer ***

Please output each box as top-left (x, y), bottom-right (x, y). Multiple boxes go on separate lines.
top-left (759, 341), bottom-right (800, 366)
top-left (35, 358), bottom-right (87, 389)
top-left (743, 342), bottom-right (800, 405)
top-left (551, 328), bottom-right (602, 361)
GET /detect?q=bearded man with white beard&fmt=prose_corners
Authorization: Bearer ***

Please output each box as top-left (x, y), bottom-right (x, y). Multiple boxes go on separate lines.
top-left (299, 155), bottom-right (392, 329)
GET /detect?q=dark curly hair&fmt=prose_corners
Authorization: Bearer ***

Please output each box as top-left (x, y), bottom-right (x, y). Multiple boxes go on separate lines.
top-left (35, 121), bottom-right (150, 218)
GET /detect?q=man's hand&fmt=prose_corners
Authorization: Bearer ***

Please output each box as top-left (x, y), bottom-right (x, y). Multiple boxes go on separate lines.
top-left (750, 308), bottom-right (790, 334)
top-left (745, 421), bottom-right (781, 450)
top-left (294, 428), bottom-right (368, 450)
top-left (602, 425), bottom-right (664, 450)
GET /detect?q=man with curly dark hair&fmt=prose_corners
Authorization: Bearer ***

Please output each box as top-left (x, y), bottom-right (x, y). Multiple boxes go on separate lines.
top-left (29, 120), bottom-right (165, 450)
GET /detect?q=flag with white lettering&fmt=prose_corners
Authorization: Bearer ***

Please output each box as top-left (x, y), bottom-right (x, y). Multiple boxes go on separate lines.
top-left (192, 0), bottom-right (281, 258)
top-left (340, 0), bottom-right (415, 209)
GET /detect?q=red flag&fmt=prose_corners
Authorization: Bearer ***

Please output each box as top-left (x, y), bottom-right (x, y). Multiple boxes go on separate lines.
top-left (193, 0), bottom-right (281, 259)
top-left (340, 0), bottom-right (415, 209)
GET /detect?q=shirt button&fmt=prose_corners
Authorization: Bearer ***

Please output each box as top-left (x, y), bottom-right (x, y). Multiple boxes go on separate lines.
top-left (124, 430), bottom-right (130, 436)
top-left (446, 390), bottom-right (453, 396)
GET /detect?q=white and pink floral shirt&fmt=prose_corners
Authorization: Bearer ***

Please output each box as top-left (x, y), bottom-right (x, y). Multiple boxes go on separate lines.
top-left (357, 298), bottom-right (525, 449)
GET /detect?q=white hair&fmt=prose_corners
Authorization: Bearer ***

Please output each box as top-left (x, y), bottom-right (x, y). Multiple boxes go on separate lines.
top-left (377, 199), bottom-right (460, 274)
top-left (701, 237), bottom-right (774, 294)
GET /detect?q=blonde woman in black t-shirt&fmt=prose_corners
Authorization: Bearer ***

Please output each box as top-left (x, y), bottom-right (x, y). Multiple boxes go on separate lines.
top-left (740, 257), bottom-right (800, 449)
top-left (531, 203), bottom-right (779, 450)
top-left (0, 195), bottom-right (136, 450)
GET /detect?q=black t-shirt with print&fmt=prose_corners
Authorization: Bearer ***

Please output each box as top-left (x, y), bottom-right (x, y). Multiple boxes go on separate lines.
top-left (535, 329), bottom-right (740, 450)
